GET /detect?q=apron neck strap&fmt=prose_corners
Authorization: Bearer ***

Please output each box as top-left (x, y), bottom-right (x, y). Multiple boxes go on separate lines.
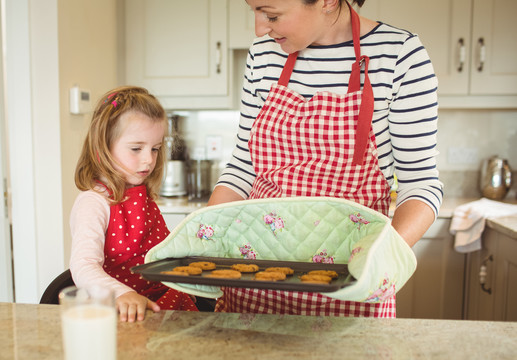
top-left (277, 1), bottom-right (373, 166)
top-left (278, 52), bottom-right (298, 86)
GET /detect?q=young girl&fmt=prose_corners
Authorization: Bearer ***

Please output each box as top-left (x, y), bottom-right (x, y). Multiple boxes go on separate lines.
top-left (70, 86), bottom-right (197, 322)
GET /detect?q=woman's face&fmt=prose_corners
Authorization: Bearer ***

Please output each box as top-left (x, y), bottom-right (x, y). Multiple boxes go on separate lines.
top-left (246, 0), bottom-right (329, 53)
top-left (110, 111), bottom-right (165, 188)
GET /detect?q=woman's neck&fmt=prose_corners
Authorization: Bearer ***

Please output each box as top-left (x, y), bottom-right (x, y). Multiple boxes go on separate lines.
top-left (321, 6), bottom-right (353, 44)
top-left (318, 6), bottom-right (378, 45)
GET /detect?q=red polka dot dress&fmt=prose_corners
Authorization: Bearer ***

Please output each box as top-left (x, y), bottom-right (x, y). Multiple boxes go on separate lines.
top-left (102, 184), bottom-right (197, 311)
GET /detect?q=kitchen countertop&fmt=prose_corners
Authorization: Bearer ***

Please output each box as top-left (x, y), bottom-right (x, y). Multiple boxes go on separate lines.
top-left (156, 196), bottom-right (207, 214)
top-left (487, 216), bottom-right (517, 239)
top-left (156, 195), bottom-right (487, 218)
top-left (2, 302), bottom-right (517, 360)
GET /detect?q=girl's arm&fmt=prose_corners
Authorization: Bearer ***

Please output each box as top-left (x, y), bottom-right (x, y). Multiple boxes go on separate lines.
top-left (69, 190), bottom-right (131, 297)
top-left (70, 190), bottom-right (159, 321)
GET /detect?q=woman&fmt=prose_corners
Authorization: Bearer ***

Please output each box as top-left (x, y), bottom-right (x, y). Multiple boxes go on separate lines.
top-left (208, 0), bottom-right (442, 317)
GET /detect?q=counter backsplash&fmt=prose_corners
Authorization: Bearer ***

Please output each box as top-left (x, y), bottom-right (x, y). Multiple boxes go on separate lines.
top-left (170, 109), bottom-right (517, 202)
top-left (440, 170), bottom-right (517, 200)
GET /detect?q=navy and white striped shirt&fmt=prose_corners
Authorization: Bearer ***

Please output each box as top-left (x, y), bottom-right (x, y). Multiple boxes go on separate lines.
top-left (217, 22), bottom-right (443, 217)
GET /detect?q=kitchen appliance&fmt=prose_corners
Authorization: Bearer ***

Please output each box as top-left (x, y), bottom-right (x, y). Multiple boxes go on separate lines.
top-left (480, 156), bottom-right (512, 200)
top-left (160, 160), bottom-right (187, 197)
top-left (160, 115), bottom-right (187, 197)
top-left (186, 159), bottom-right (212, 201)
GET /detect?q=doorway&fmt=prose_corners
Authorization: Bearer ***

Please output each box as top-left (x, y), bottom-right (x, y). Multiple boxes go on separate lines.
top-left (0, 0), bottom-right (14, 302)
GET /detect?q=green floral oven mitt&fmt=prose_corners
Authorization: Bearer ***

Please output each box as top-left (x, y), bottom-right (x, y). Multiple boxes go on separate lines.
top-left (145, 196), bottom-right (417, 302)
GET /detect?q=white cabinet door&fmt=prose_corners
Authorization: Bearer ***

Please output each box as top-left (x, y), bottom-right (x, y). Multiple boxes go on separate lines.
top-left (360, 0), bottom-right (517, 105)
top-left (228, 0), bottom-right (255, 49)
top-left (470, 0), bottom-right (517, 95)
top-left (360, 0), bottom-right (472, 95)
top-left (125, 0), bottom-right (229, 109)
top-left (162, 213), bottom-right (187, 231)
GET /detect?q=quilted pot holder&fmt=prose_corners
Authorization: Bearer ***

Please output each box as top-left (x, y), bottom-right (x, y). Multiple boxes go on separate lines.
top-left (145, 196), bottom-right (417, 303)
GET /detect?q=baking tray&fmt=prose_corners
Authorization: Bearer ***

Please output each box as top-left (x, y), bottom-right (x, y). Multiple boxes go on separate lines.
top-left (131, 256), bottom-right (356, 293)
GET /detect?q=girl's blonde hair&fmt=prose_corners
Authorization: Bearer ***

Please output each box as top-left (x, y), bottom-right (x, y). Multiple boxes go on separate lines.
top-left (75, 85), bottom-right (167, 203)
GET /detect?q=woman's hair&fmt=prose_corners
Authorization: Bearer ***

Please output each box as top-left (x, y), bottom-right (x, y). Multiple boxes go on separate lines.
top-left (303, 0), bottom-right (365, 8)
top-left (75, 85), bottom-right (167, 203)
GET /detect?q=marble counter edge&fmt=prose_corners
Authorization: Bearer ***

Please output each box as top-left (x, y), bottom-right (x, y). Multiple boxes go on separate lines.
top-left (486, 217), bottom-right (517, 239)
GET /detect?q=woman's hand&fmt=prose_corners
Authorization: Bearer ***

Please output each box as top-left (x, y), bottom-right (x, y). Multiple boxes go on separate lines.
top-left (116, 291), bottom-right (160, 322)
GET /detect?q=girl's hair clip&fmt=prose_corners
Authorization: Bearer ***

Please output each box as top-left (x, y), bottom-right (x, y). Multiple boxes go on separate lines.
top-left (104, 92), bottom-right (118, 105)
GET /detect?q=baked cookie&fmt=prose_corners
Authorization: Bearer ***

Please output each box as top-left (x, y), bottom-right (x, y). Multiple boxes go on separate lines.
top-left (189, 261), bottom-right (216, 270)
top-left (207, 269), bottom-right (242, 279)
top-left (307, 270), bottom-right (339, 279)
top-left (254, 271), bottom-right (286, 281)
top-left (161, 270), bottom-right (189, 276)
top-left (172, 266), bottom-right (203, 275)
top-left (300, 274), bottom-right (332, 284)
top-left (231, 264), bottom-right (260, 273)
top-left (265, 267), bottom-right (294, 275)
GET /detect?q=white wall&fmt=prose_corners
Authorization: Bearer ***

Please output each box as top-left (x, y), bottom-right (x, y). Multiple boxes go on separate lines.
top-left (3, 0), bottom-right (119, 303)
top-left (4, 0), bottom-right (63, 303)
top-left (57, 0), bottom-right (119, 273)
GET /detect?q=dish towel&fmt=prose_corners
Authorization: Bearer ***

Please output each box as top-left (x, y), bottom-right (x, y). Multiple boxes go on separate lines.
top-left (450, 198), bottom-right (517, 253)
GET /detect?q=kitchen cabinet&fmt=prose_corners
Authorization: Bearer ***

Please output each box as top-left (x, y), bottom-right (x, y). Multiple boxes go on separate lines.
top-left (464, 224), bottom-right (517, 321)
top-left (396, 218), bottom-right (466, 319)
top-left (162, 213), bottom-right (187, 232)
top-left (228, 0), bottom-right (255, 49)
top-left (359, 0), bottom-right (517, 108)
top-left (124, 0), bottom-right (232, 109)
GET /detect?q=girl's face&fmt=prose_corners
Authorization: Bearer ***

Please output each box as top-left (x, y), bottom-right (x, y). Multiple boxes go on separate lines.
top-left (247, 0), bottom-right (330, 54)
top-left (110, 111), bottom-right (165, 188)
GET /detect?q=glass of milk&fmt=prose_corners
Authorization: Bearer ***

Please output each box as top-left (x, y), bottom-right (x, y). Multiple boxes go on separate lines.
top-left (59, 286), bottom-right (117, 360)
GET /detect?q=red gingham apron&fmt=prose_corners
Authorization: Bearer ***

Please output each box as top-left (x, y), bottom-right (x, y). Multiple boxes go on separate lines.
top-left (216, 3), bottom-right (395, 317)
top-left (103, 184), bottom-right (197, 311)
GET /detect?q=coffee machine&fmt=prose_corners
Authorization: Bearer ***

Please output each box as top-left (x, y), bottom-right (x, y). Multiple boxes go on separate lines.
top-left (160, 115), bottom-right (187, 197)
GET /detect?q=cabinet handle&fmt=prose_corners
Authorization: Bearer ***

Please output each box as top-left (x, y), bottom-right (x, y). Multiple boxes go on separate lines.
top-left (479, 254), bottom-right (493, 294)
top-left (215, 41), bottom-right (222, 74)
top-left (476, 37), bottom-right (486, 72)
top-left (457, 38), bottom-right (465, 72)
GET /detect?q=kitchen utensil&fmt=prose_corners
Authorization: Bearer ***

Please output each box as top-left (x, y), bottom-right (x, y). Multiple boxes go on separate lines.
top-left (480, 156), bottom-right (512, 200)
top-left (131, 256), bottom-right (356, 293)
top-left (187, 159), bottom-right (212, 200)
top-left (160, 160), bottom-right (187, 197)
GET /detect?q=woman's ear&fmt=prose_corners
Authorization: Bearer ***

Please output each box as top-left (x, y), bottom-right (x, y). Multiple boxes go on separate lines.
top-left (321, 0), bottom-right (340, 14)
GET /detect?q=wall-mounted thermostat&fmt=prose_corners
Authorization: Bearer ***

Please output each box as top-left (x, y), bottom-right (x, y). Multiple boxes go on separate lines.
top-left (69, 86), bottom-right (91, 114)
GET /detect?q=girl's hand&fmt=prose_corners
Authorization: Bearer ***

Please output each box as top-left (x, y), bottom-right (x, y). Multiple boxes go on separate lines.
top-left (116, 292), bottom-right (160, 322)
